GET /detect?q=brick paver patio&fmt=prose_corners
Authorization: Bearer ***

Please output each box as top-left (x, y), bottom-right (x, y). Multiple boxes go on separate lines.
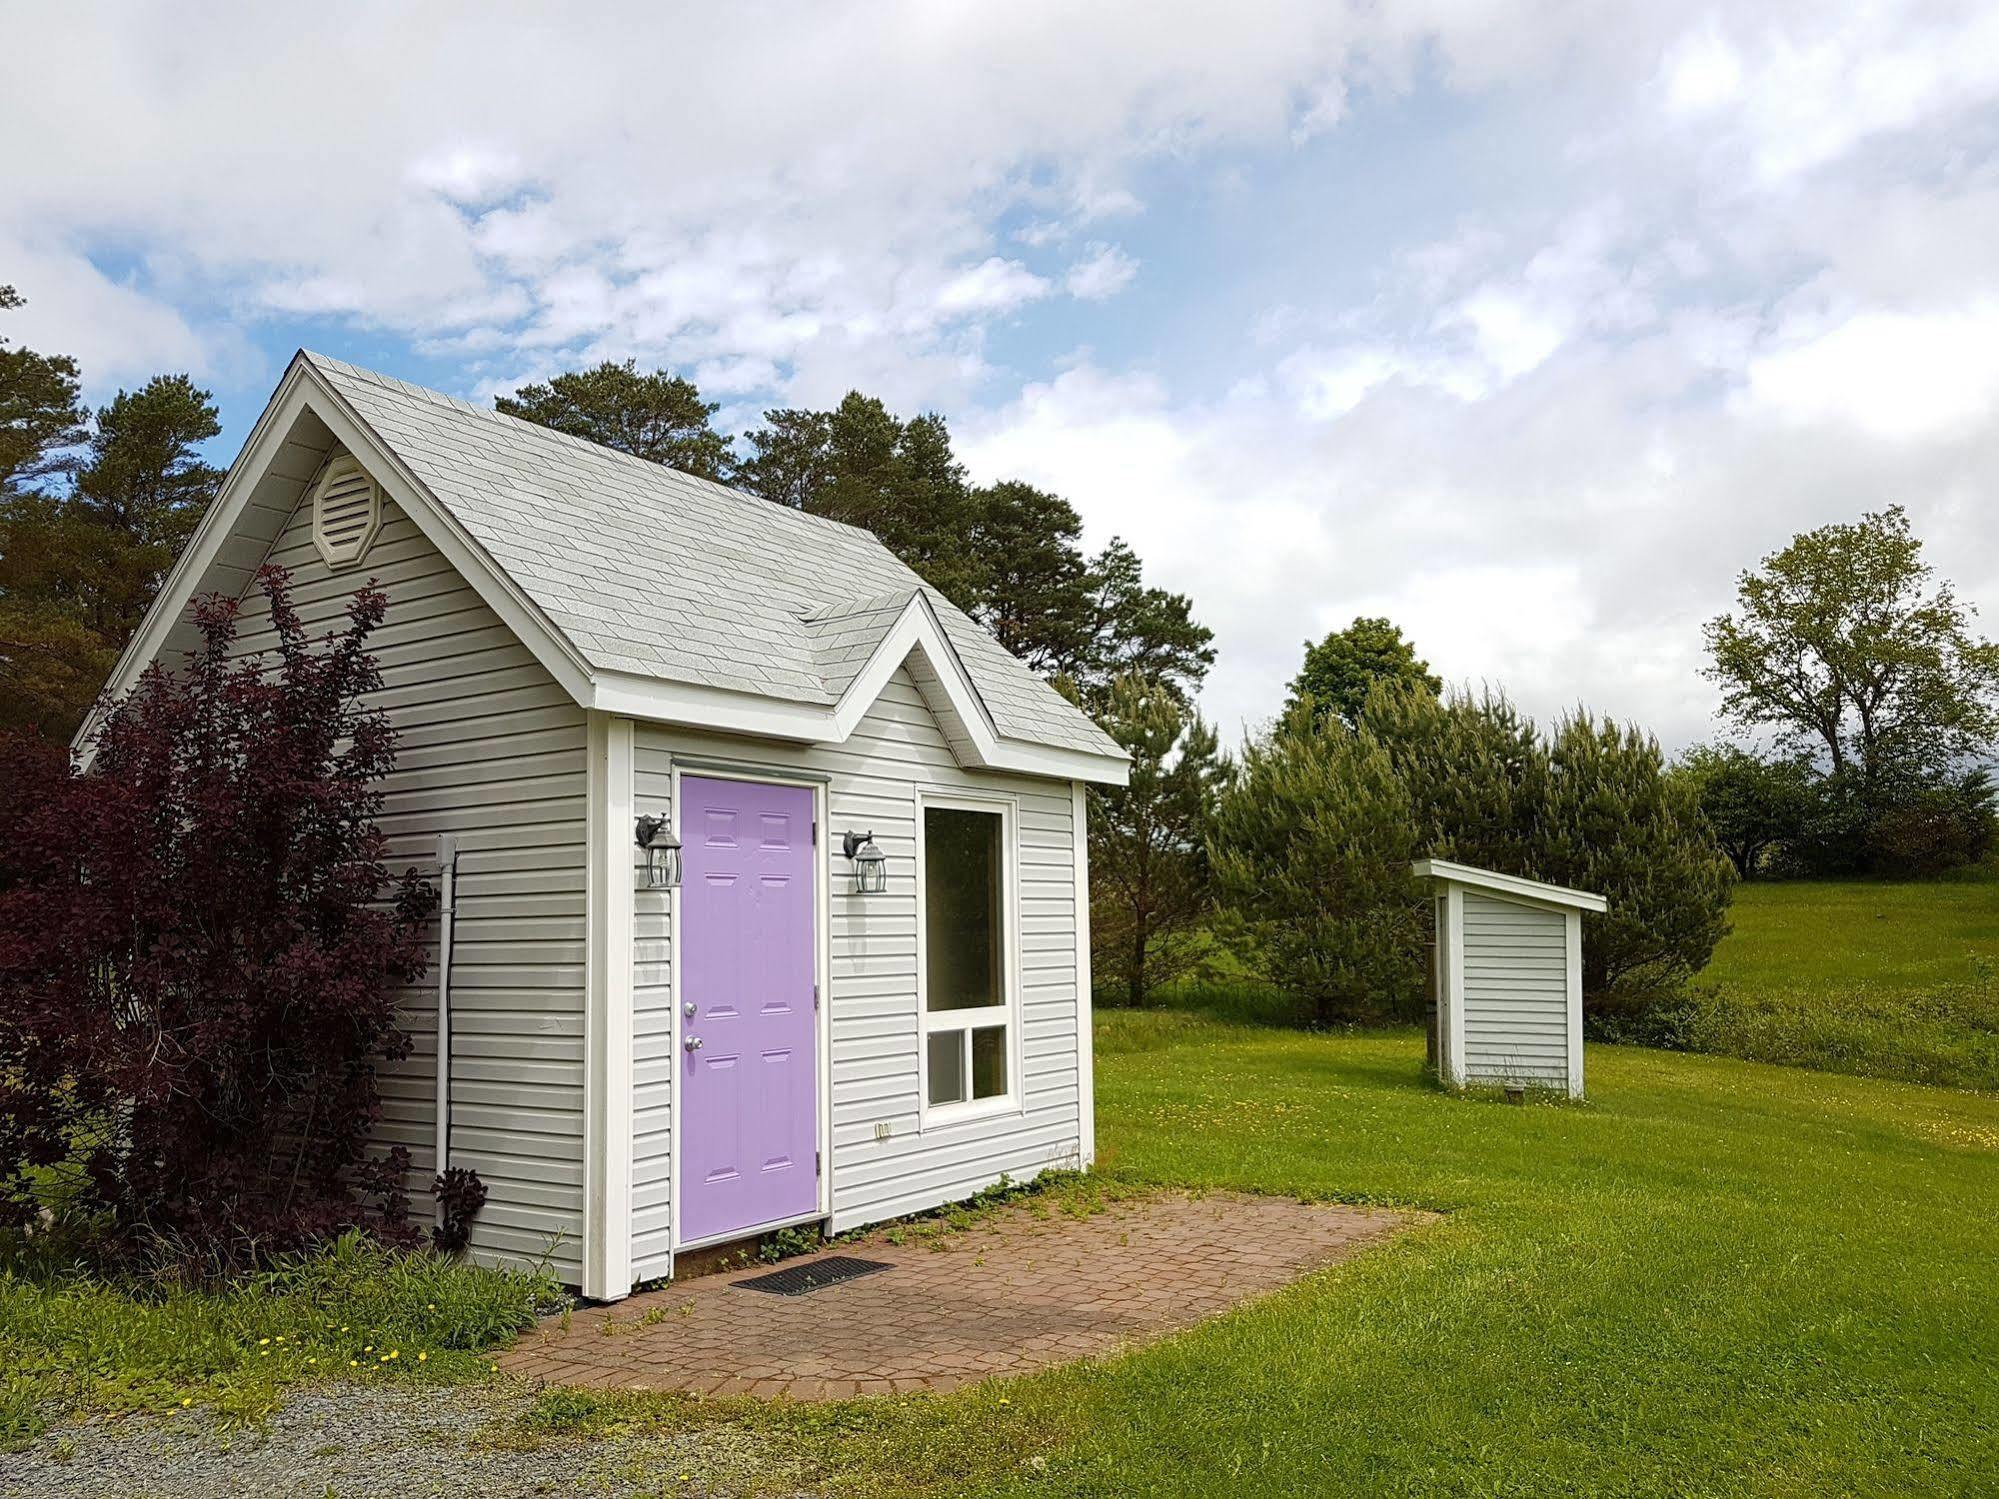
top-left (500, 1193), bottom-right (1421, 1399)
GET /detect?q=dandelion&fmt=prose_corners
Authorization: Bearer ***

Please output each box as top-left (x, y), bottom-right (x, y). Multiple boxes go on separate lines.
top-left (379, 1354), bottom-right (391, 1363)
top-left (259, 1349), bottom-right (269, 1358)
top-left (997, 1397), bottom-right (1011, 1406)
top-left (426, 1303), bottom-right (436, 1311)
top-left (258, 1338), bottom-right (270, 1346)
top-left (490, 1362), bottom-right (499, 1372)
top-left (349, 1360), bottom-right (359, 1368)
top-left (417, 1352), bottom-right (428, 1363)
top-left (180, 1398), bottom-right (192, 1408)
top-left (306, 1358), bottom-right (316, 1366)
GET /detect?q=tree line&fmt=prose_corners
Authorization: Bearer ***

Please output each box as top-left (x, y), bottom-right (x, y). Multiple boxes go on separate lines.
top-left (6, 296), bottom-right (1993, 1046)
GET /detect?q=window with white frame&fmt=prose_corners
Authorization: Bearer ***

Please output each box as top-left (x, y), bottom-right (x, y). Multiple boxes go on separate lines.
top-left (920, 800), bottom-right (1013, 1114)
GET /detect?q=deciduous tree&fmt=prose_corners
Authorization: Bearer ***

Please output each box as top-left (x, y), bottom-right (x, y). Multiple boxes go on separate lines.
top-left (1289, 617), bottom-right (1440, 730)
top-left (1674, 743), bottom-right (1814, 879)
top-left (1704, 506), bottom-right (1999, 785)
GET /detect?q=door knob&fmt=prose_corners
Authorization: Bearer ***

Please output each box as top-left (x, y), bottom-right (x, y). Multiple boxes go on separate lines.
top-left (684, 1035), bottom-right (703, 1052)
top-left (683, 1001), bottom-right (696, 1018)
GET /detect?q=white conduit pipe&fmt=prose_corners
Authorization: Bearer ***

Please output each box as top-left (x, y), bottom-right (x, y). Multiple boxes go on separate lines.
top-left (434, 834), bottom-right (460, 1221)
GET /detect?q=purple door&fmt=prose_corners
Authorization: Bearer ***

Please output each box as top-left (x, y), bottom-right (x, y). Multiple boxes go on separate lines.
top-left (678, 775), bottom-right (818, 1245)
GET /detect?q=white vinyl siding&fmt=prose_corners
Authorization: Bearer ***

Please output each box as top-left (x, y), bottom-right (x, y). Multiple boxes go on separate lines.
top-left (629, 739), bottom-right (676, 1282)
top-left (1459, 891), bottom-right (1571, 1088)
top-left (630, 666), bottom-right (1085, 1252)
top-left (231, 485), bottom-right (589, 1284)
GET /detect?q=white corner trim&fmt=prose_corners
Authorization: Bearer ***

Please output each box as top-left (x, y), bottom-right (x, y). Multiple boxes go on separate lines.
top-left (1565, 909), bottom-right (1585, 1100)
top-left (1412, 858), bottom-right (1608, 914)
top-left (583, 713), bottom-right (636, 1301)
top-left (1072, 780), bottom-right (1096, 1169)
top-left (1443, 884), bottom-right (1468, 1090)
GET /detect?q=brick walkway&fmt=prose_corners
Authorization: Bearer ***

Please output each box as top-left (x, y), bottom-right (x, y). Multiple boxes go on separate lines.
top-left (500, 1193), bottom-right (1419, 1400)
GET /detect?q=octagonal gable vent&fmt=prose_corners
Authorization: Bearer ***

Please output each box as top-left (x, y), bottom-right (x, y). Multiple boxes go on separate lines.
top-left (309, 454), bottom-right (383, 569)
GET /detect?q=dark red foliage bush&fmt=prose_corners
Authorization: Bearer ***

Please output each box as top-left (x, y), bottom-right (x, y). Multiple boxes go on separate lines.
top-left (0, 566), bottom-right (435, 1274)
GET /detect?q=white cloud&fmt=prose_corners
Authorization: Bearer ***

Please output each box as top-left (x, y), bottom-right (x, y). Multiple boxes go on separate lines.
top-left (1744, 300), bottom-right (1999, 442)
top-left (1064, 243), bottom-right (1139, 301)
top-left (933, 257), bottom-right (1052, 318)
top-left (6, 0), bottom-right (1999, 753)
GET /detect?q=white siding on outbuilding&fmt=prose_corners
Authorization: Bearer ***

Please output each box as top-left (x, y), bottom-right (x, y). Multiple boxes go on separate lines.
top-left (1460, 893), bottom-right (1571, 1087)
top-left (232, 483), bottom-right (590, 1285)
top-left (1416, 860), bottom-right (1604, 1100)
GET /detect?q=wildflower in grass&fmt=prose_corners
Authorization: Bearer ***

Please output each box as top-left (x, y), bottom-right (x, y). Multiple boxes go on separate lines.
top-left (258, 1338), bottom-right (270, 1346)
top-left (180, 1398), bottom-right (192, 1408)
top-left (349, 1360), bottom-right (359, 1368)
top-left (417, 1352), bottom-right (428, 1363)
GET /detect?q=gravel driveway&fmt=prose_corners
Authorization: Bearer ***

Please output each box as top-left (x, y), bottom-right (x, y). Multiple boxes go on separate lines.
top-left (0, 1384), bottom-right (791, 1498)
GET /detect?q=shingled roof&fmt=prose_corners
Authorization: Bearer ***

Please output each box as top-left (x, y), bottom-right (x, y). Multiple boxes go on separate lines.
top-left (88, 352), bottom-right (1126, 780)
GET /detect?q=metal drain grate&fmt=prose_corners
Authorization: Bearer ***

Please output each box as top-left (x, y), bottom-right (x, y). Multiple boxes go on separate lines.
top-left (732, 1255), bottom-right (893, 1297)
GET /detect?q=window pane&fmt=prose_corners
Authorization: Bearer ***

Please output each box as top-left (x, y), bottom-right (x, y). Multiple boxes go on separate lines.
top-left (927, 1030), bottom-right (966, 1106)
top-left (971, 1025), bottom-right (1007, 1100)
top-left (924, 808), bottom-right (1002, 1012)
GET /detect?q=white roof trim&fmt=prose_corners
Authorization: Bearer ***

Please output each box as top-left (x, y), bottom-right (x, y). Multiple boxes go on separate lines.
top-left (1411, 859), bottom-right (1608, 913)
top-left (80, 354), bottom-right (1129, 786)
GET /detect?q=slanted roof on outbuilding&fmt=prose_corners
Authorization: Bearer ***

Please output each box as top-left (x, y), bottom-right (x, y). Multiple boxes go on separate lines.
top-left (1411, 859), bottom-right (1609, 913)
top-left (83, 352), bottom-right (1129, 784)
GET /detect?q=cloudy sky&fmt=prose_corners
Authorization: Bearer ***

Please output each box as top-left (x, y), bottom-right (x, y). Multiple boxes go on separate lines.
top-left (5, 1), bottom-right (1997, 748)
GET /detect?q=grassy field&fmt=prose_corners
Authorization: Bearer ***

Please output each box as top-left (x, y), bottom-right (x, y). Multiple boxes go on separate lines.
top-left (1680, 876), bottom-right (1999, 1090)
top-left (7, 879), bottom-right (1996, 1492)
top-left (495, 1015), bottom-right (1999, 1497)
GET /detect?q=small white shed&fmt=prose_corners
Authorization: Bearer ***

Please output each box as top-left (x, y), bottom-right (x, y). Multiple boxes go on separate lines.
top-left (1413, 860), bottom-right (1607, 1100)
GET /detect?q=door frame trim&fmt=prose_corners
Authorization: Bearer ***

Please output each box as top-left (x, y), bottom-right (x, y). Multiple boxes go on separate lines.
top-left (666, 762), bottom-right (832, 1269)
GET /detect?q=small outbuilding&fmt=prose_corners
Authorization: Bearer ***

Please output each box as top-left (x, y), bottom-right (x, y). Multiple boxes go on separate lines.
top-left (83, 353), bottom-right (1130, 1302)
top-left (1412, 859), bottom-right (1608, 1100)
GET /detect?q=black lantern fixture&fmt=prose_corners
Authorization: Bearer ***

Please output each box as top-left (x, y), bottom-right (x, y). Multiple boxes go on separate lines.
top-left (842, 829), bottom-right (888, 894)
top-left (634, 814), bottom-right (683, 890)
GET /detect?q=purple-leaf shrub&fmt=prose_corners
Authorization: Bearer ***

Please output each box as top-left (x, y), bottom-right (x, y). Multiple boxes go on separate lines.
top-left (0, 565), bottom-right (436, 1274)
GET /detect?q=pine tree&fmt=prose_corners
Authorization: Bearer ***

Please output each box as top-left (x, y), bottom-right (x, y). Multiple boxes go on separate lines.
top-left (496, 360), bottom-right (731, 478)
top-left (0, 286), bottom-right (87, 497)
top-left (1210, 717), bottom-right (1423, 1026)
top-left (1087, 675), bottom-right (1225, 1007)
top-left (1535, 711), bottom-right (1735, 1009)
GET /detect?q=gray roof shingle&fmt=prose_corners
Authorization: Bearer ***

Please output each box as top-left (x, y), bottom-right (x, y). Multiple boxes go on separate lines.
top-left (305, 352), bottom-right (1121, 761)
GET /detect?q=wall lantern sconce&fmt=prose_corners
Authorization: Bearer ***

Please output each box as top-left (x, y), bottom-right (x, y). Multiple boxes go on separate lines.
top-left (634, 814), bottom-right (683, 890)
top-left (842, 830), bottom-right (888, 894)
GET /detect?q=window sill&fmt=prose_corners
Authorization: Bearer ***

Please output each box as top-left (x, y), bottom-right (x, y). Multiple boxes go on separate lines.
top-left (919, 1095), bottom-right (1023, 1132)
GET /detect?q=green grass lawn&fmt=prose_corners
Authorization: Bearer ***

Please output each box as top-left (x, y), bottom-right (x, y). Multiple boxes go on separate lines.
top-left (1681, 876), bottom-right (1999, 1091)
top-left (0, 1231), bottom-right (557, 1449)
top-left (1708, 876), bottom-right (1998, 991)
top-left (503, 1014), bottom-right (1999, 1497)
